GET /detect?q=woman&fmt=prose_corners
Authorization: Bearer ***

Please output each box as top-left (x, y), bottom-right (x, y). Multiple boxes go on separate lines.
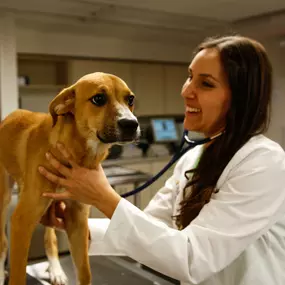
top-left (38, 35), bottom-right (285, 285)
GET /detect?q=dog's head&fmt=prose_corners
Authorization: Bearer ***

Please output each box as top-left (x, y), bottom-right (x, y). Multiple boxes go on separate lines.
top-left (49, 72), bottom-right (140, 144)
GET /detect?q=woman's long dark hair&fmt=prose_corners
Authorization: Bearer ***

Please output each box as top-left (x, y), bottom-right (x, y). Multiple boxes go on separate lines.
top-left (174, 35), bottom-right (273, 229)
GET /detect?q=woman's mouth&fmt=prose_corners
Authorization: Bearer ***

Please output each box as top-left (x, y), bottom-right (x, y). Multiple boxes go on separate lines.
top-left (186, 106), bottom-right (201, 114)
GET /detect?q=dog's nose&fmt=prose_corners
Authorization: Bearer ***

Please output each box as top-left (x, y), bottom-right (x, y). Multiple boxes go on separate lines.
top-left (118, 118), bottom-right (138, 131)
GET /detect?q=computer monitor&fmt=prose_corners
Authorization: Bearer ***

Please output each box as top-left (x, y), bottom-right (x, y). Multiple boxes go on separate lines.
top-left (150, 118), bottom-right (179, 143)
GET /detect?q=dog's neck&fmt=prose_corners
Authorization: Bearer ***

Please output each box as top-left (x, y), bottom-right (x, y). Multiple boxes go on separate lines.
top-left (48, 114), bottom-right (110, 168)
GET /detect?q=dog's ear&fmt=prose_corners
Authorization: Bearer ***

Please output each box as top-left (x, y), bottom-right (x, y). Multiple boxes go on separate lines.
top-left (49, 85), bottom-right (76, 127)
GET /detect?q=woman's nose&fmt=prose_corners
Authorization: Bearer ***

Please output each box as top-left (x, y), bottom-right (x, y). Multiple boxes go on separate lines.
top-left (181, 79), bottom-right (196, 99)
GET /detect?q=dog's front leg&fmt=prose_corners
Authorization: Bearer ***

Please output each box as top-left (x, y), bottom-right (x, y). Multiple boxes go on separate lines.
top-left (44, 227), bottom-right (68, 285)
top-left (8, 190), bottom-right (51, 285)
top-left (65, 201), bottom-right (91, 285)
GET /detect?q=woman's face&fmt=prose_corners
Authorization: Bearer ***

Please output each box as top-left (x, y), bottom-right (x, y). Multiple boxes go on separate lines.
top-left (181, 48), bottom-right (231, 137)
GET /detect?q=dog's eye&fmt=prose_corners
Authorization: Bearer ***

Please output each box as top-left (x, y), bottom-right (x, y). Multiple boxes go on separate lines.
top-left (90, 94), bottom-right (107, 106)
top-left (127, 95), bottom-right (135, 107)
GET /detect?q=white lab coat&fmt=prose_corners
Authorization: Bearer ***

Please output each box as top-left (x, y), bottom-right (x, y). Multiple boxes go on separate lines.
top-left (88, 134), bottom-right (285, 285)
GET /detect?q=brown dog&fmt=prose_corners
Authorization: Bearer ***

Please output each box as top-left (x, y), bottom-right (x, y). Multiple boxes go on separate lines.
top-left (0, 72), bottom-right (140, 285)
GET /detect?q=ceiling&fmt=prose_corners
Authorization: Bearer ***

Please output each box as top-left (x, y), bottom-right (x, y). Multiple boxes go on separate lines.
top-left (1, 0), bottom-right (285, 45)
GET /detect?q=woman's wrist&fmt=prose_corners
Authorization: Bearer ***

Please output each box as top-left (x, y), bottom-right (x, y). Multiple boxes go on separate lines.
top-left (91, 185), bottom-right (122, 219)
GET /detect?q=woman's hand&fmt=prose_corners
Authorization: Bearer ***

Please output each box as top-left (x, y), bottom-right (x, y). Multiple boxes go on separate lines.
top-left (40, 201), bottom-right (67, 231)
top-left (38, 142), bottom-right (122, 218)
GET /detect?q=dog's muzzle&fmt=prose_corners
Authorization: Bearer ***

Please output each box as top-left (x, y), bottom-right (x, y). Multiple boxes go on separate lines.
top-left (117, 118), bottom-right (140, 142)
top-left (97, 118), bottom-right (140, 144)
top-left (118, 118), bottom-right (138, 133)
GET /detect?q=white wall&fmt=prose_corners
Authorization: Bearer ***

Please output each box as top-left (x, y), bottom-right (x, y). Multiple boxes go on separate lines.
top-left (0, 14), bottom-right (18, 120)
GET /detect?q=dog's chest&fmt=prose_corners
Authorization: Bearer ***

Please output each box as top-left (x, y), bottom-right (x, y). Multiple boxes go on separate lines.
top-left (56, 187), bottom-right (66, 194)
top-left (86, 140), bottom-right (100, 156)
top-left (85, 139), bottom-right (106, 164)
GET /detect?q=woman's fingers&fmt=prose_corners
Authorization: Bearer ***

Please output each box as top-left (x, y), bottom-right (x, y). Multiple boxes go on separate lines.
top-left (42, 190), bottom-right (73, 200)
top-left (38, 165), bottom-right (69, 187)
top-left (56, 143), bottom-right (79, 169)
top-left (45, 152), bottom-right (72, 178)
top-left (49, 202), bottom-right (64, 229)
top-left (41, 202), bottom-right (66, 230)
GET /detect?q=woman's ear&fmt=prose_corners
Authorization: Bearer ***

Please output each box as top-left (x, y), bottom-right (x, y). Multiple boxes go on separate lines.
top-left (49, 85), bottom-right (75, 127)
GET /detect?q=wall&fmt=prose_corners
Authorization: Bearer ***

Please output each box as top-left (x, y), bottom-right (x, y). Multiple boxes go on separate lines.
top-left (262, 39), bottom-right (285, 146)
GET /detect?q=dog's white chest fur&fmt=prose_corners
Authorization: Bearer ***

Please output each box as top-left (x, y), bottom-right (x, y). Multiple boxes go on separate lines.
top-left (86, 139), bottom-right (105, 158)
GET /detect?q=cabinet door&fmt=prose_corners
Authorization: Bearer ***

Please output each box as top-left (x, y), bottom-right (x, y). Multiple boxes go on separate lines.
top-left (113, 184), bottom-right (135, 205)
top-left (150, 160), bottom-right (176, 198)
top-left (89, 183), bottom-right (135, 218)
top-left (126, 162), bottom-right (152, 210)
top-left (96, 61), bottom-right (134, 90)
top-left (164, 64), bottom-right (187, 115)
top-left (131, 63), bottom-right (164, 116)
top-left (68, 60), bottom-right (98, 83)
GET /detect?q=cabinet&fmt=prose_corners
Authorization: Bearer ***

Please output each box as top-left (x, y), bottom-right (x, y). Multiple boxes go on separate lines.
top-left (18, 56), bottom-right (67, 112)
top-left (125, 158), bottom-right (175, 210)
top-left (18, 55), bottom-right (187, 116)
top-left (89, 183), bottom-right (135, 219)
top-left (150, 160), bottom-right (176, 198)
top-left (125, 162), bottom-right (153, 210)
top-left (131, 63), bottom-right (165, 116)
top-left (67, 59), bottom-right (134, 89)
top-left (164, 64), bottom-right (187, 115)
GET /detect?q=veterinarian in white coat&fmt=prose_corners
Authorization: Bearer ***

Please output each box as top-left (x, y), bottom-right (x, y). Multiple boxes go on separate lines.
top-left (39, 35), bottom-right (285, 285)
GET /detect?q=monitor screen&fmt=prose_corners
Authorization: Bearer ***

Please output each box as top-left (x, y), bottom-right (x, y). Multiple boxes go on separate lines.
top-left (151, 118), bottom-right (178, 143)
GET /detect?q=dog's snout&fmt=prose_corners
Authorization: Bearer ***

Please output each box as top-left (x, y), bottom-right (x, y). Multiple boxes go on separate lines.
top-left (118, 118), bottom-right (138, 130)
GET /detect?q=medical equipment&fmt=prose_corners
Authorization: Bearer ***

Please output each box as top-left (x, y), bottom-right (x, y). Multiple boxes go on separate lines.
top-left (121, 130), bottom-right (223, 198)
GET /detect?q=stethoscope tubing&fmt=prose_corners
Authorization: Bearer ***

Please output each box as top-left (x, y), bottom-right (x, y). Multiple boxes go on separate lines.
top-left (120, 130), bottom-right (223, 198)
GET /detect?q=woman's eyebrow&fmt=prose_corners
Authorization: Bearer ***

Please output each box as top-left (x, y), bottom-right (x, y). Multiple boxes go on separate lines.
top-left (188, 68), bottom-right (220, 83)
top-left (199, 74), bottom-right (220, 83)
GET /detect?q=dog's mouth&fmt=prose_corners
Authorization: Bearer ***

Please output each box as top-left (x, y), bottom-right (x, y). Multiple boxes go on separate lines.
top-left (96, 132), bottom-right (113, 144)
top-left (96, 131), bottom-right (140, 144)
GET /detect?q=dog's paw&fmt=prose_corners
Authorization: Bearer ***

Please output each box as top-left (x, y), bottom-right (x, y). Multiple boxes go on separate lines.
top-left (48, 265), bottom-right (68, 285)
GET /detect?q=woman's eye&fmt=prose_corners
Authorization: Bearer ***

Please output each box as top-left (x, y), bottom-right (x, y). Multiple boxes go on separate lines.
top-left (127, 95), bottom-right (135, 106)
top-left (202, 81), bottom-right (214, 88)
top-left (90, 93), bottom-right (107, 106)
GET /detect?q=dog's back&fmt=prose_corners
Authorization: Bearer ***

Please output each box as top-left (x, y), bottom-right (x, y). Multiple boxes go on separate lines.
top-left (0, 109), bottom-right (51, 182)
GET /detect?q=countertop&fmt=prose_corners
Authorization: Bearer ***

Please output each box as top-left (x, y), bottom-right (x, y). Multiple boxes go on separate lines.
top-left (102, 155), bottom-right (172, 167)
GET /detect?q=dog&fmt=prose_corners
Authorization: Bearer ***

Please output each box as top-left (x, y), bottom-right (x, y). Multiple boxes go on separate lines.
top-left (0, 72), bottom-right (140, 285)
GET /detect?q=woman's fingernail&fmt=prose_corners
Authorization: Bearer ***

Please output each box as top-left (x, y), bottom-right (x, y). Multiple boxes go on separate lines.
top-left (38, 166), bottom-right (44, 172)
top-left (46, 152), bottom-right (50, 159)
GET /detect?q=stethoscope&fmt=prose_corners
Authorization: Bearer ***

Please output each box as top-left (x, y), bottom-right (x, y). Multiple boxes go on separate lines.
top-left (121, 130), bottom-right (223, 198)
